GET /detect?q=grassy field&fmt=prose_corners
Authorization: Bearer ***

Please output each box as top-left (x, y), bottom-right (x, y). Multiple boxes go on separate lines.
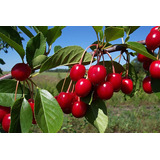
top-left (30, 71), bottom-right (160, 133)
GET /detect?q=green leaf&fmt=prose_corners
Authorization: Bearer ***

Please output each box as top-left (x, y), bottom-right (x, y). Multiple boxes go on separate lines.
top-left (0, 80), bottom-right (30, 107)
top-left (35, 26), bottom-right (48, 37)
top-left (105, 26), bottom-right (124, 43)
top-left (93, 26), bottom-right (103, 33)
top-left (0, 32), bottom-right (25, 60)
top-left (18, 26), bottom-right (34, 38)
top-left (151, 78), bottom-right (160, 98)
top-left (46, 26), bottom-right (65, 45)
top-left (90, 41), bottom-right (98, 51)
top-left (40, 46), bottom-right (93, 73)
top-left (26, 32), bottom-right (46, 67)
top-left (123, 26), bottom-right (140, 35)
top-left (85, 99), bottom-right (108, 133)
top-left (20, 98), bottom-right (33, 133)
top-left (54, 45), bottom-right (62, 53)
top-left (0, 26), bottom-right (23, 46)
top-left (99, 61), bottom-right (125, 74)
top-left (99, 30), bottom-right (104, 41)
top-left (9, 98), bottom-right (23, 133)
top-left (126, 42), bottom-right (157, 60)
top-left (32, 55), bottom-right (48, 69)
top-left (0, 58), bottom-right (5, 65)
top-left (35, 88), bottom-right (63, 133)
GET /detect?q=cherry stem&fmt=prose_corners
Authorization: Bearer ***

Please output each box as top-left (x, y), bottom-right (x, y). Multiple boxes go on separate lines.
top-left (14, 80), bottom-right (20, 101)
top-left (22, 81), bottom-right (26, 98)
top-left (78, 96), bottom-right (80, 102)
top-left (79, 44), bottom-right (98, 65)
top-left (71, 83), bottom-right (75, 93)
top-left (125, 51), bottom-right (130, 78)
top-left (104, 50), bottom-right (115, 73)
top-left (28, 78), bottom-right (38, 88)
top-left (119, 51), bottom-right (123, 63)
top-left (61, 72), bottom-right (69, 92)
top-left (67, 80), bottom-right (72, 93)
top-left (26, 80), bottom-right (33, 101)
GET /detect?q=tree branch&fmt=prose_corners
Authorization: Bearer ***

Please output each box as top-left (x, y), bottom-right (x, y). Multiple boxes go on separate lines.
top-left (0, 40), bottom-right (146, 81)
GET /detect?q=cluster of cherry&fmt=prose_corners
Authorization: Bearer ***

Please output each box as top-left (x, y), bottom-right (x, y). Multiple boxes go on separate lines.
top-left (56, 63), bottom-right (134, 118)
top-left (138, 26), bottom-right (160, 94)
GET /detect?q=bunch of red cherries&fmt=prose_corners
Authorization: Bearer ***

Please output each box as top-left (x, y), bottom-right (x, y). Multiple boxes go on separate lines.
top-left (138, 26), bottom-right (160, 94)
top-left (56, 63), bottom-right (134, 118)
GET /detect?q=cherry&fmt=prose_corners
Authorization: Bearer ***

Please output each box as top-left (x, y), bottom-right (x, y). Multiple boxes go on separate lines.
top-left (2, 113), bottom-right (11, 132)
top-left (142, 76), bottom-right (153, 94)
top-left (145, 30), bottom-right (160, 51)
top-left (70, 92), bottom-right (79, 103)
top-left (97, 81), bottom-right (113, 100)
top-left (71, 101), bottom-right (87, 118)
top-left (28, 101), bottom-right (36, 124)
top-left (107, 73), bottom-right (122, 92)
top-left (88, 65), bottom-right (106, 84)
top-left (143, 59), bottom-right (153, 71)
top-left (75, 78), bottom-right (92, 97)
top-left (57, 92), bottom-right (73, 114)
top-left (137, 53), bottom-right (150, 63)
top-left (149, 60), bottom-right (160, 78)
top-left (70, 64), bottom-right (86, 81)
top-left (121, 77), bottom-right (133, 95)
top-left (0, 106), bottom-right (10, 123)
top-left (150, 26), bottom-right (160, 32)
top-left (11, 63), bottom-right (31, 81)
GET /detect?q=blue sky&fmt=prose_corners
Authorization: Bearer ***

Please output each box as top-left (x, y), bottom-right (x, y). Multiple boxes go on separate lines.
top-left (0, 26), bottom-right (154, 71)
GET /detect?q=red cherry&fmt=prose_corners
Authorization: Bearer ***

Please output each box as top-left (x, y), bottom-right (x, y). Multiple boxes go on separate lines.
top-left (70, 92), bottom-right (79, 103)
top-left (70, 64), bottom-right (86, 81)
top-left (0, 106), bottom-right (10, 123)
top-left (143, 76), bottom-right (153, 94)
top-left (75, 78), bottom-right (92, 97)
top-left (143, 59), bottom-right (153, 71)
top-left (57, 92), bottom-right (73, 114)
top-left (11, 63), bottom-right (31, 81)
top-left (121, 78), bottom-right (133, 95)
top-left (97, 81), bottom-right (113, 100)
top-left (2, 113), bottom-right (11, 132)
top-left (28, 102), bottom-right (36, 124)
top-left (107, 73), bottom-right (122, 92)
top-left (72, 101), bottom-right (87, 118)
top-left (145, 30), bottom-right (160, 51)
top-left (149, 60), bottom-right (160, 78)
top-left (137, 53), bottom-right (151, 63)
top-left (88, 65), bottom-right (106, 84)
top-left (150, 26), bottom-right (160, 32)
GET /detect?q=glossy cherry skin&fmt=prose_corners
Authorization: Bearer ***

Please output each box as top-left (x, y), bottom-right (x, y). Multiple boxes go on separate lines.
top-left (70, 64), bottom-right (86, 81)
top-left (145, 30), bottom-right (160, 51)
top-left (2, 113), bottom-right (11, 132)
top-left (150, 26), bottom-right (159, 32)
top-left (11, 63), bottom-right (31, 81)
top-left (57, 92), bottom-right (73, 114)
top-left (97, 81), bottom-right (113, 100)
top-left (28, 101), bottom-right (36, 124)
top-left (75, 78), bottom-right (92, 97)
top-left (71, 101), bottom-right (87, 118)
top-left (107, 73), bottom-right (122, 92)
top-left (0, 106), bottom-right (10, 123)
top-left (137, 53), bottom-right (150, 63)
top-left (143, 59), bottom-right (153, 71)
top-left (121, 78), bottom-right (133, 95)
top-left (88, 65), bottom-right (107, 84)
top-left (149, 60), bottom-right (160, 78)
top-left (142, 76), bottom-right (153, 94)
